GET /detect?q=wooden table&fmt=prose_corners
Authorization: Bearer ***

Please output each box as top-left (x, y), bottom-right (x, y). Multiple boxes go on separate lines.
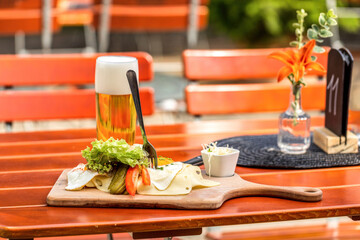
top-left (0, 117), bottom-right (359, 240)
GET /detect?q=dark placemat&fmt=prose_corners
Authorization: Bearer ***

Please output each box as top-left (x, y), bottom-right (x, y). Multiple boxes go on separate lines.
top-left (185, 134), bottom-right (360, 169)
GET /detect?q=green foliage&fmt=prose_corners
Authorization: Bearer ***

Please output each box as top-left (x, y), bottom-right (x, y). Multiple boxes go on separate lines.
top-left (292, 9), bottom-right (308, 48)
top-left (304, 9), bottom-right (338, 52)
top-left (209, 0), bottom-right (360, 47)
top-left (82, 137), bottom-right (149, 174)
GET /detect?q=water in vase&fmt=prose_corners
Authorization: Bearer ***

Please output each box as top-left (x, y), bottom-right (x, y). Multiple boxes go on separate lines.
top-left (278, 111), bottom-right (311, 154)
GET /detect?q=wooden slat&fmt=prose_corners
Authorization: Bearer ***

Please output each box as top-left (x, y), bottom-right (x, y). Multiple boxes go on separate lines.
top-left (0, 150), bottom-right (284, 175)
top-left (0, 129), bottom-right (97, 142)
top-left (0, 150), bottom-right (270, 174)
top-left (241, 167), bottom-right (360, 188)
top-left (183, 48), bottom-right (329, 81)
top-left (0, 0), bottom-right (58, 9)
top-left (186, 82), bottom-right (326, 115)
top-left (0, 87), bottom-right (154, 121)
top-left (0, 117), bottom-right (325, 142)
top-left (0, 134), bottom-right (232, 156)
top-left (0, 153), bottom-right (85, 172)
top-left (0, 9), bottom-right (58, 34)
top-left (0, 52), bottom-right (153, 85)
top-left (0, 187), bottom-right (50, 207)
top-left (93, 5), bottom-right (208, 31)
top-left (0, 182), bottom-right (360, 208)
top-left (0, 122), bottom-right (326, 156)
top-left (0, 171), bottom-right (61, 189)
top-left (2, 166), bottom-right (360, 189)
top-left (220, 221), bottom-right (360, 240)
top-left (0, 0), bottom-right (59, 34)
top-left (1, 186), bottom-right (360, 238)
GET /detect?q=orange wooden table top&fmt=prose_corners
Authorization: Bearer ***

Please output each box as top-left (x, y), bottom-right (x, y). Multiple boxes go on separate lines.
top-left (0, 117), bottom-right (360, 239)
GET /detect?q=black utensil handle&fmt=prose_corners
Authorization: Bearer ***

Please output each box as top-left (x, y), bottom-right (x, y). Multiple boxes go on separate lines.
top-left (126, 70), bottom-right (147, 138)
top-left (183, 156), bottom-right (203, 166)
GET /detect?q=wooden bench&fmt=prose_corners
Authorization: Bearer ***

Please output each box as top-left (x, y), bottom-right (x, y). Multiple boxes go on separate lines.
top-left (183, 48), bottom-right (329, 116)
top-left (182, 48), bottom-right (360, 128)
top-left (0, 0), bottom-right (59, 53)
top-left (183, 48), bottom-right (328, 81)
top-left (0, 52), bottom-right (155, 130)
top-left (93, 0), bottom-right (209, 52)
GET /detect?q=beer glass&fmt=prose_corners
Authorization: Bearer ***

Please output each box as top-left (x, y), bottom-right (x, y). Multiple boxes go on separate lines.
top-left (95, 56), bottom-right (138, 144)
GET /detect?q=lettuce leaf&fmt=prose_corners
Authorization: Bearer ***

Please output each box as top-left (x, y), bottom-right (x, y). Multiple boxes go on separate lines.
top-left (81, 138), bottom-right (149, 173)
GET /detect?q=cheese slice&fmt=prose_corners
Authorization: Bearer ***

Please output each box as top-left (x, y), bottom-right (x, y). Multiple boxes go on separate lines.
top-left (137, 171), bottom-right (192, 195)
top-left (91, 175), bottom-right (113, 193)
top-left (184, 165), bottom-right (220, 189)
top-left (137, 163), bottom-right (219, 195)
top-left (66, 163), bottom-right (113, 192)
top-left (147, 162), bottom-right (183, 190)
top-left (66, 163), bottom-right (99, 191)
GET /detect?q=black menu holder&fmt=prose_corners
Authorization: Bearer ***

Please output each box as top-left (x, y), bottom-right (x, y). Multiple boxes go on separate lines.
top-left (313, 48), bottom-right (358, 154)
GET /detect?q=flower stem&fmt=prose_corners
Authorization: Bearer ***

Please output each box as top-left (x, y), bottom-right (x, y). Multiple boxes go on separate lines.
top-left (291, 83), bottom-right (302, 126)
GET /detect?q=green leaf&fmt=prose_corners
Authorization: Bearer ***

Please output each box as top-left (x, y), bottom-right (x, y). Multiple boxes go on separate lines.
top-left (292, 23), bottom-right (300, 28)
top-left (327, 9), bottom-right (338, 19)
top-left (311, 24), bottom-right (319, 32)
top-left (295, 28), bottom-right (302, 36)
top-left (319, 29), bottom-right (333, 38)
top-left (315, 38), bottom-right (324, 43)
top-left (319, 14), bottom-right (327, 27)
top-left (311, 56), bottom-right (317, 61)
top-left (296, 9), bottom-right (307, 21)
top-left (81, 137), bottom-right (149, 173)
top-left (307, 28), bottom-right (318, 39)
top-left (300, 9), bottom-right (307, 17)
top-left (327, 18), bottom-right (337, 26)
top-left (290, 41), bottom-right (298, 47)
top-left (313, 45), bottom-right (326, 53)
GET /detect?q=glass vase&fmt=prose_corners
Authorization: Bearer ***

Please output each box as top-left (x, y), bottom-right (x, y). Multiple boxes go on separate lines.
top-left (278, 84), bottom-right (311, 154)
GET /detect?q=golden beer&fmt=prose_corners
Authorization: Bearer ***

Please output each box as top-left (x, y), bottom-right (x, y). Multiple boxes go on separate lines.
top-left (96, 93), bottom-right (136, 144)
top-left (95, 56), bottom-right (139, 144)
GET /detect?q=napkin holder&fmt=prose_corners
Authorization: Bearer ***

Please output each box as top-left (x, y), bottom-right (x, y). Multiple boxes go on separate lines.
top-left (313, 127), bottom-right (358, 154)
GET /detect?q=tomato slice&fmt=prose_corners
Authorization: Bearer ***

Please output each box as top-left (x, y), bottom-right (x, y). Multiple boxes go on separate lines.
top-left (125, 167), bottom-right (140, 196)
top-left (141, 167), bottom-right (151, 186)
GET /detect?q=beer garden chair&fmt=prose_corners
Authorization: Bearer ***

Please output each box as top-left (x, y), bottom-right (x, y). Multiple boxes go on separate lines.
top-left (0, 0), bottom-right (59, 54)
top-left (92, 0), bottom-right (209, 53)
top-left (183, 48), bottom-right (359, 125)
top-left (0, 51), bottom-right (154, 132)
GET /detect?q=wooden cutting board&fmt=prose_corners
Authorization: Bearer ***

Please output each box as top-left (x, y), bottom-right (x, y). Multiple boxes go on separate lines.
top-left (47, 170), bottom-right (322, 209)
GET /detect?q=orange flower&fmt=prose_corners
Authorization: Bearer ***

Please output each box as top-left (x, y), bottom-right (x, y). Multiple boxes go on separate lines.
top-left (269, 39), bottom-right (326, 83)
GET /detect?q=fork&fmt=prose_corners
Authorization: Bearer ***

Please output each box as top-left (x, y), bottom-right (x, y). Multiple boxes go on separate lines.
top-left (127, 70), bottom-right (158, 169)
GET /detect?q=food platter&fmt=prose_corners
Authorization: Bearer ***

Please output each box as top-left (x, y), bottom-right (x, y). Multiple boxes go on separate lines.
top-left (47, 169), bottom-right (322, 210)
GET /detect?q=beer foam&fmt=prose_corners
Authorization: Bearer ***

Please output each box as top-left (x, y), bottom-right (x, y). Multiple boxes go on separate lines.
top-left (95, 56), bottom-right (139, 95)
